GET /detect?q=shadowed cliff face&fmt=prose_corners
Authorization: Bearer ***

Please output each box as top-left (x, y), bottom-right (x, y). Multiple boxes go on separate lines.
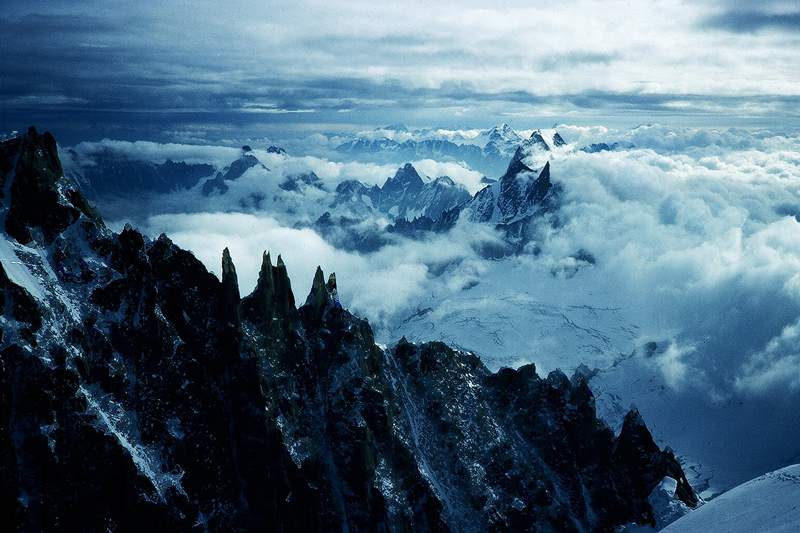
top-left (1, 128), bottom-right (694, 532)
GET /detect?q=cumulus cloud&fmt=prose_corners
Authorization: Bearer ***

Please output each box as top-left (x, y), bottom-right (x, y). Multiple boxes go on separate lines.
top-left (735, 317), bottom-right (800, 394)
top-left (409, 159), bottom-right (485, 194)
top-left (529, 132), bottom-right (800, 395)
top-left (649, 342), bottom-right (705, 390)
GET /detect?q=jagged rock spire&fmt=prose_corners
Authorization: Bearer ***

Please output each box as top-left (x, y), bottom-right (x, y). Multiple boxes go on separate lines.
top-left (303, 266), bottom-right (343, 325)
top-left (221, 247), bottom-right (241, 328)
top-left (240, 251), bottom-right (297, 330)
top-left (299, 267), bottom-right (346, 331)
top-left (258, 251), bottom-right (276, 299)
top-left (617, 406), bottom-right (698, 510)
top-left (305, 266), bottom-right (329, 310)
top-left (326, 272), bottom-right (339, 305)
top-left (5, 127), bottom-right (71, 243)
top-left (274, 254), bottom-right (296, 315)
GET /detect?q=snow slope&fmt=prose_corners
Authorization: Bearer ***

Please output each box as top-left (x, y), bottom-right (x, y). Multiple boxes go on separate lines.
top-left (381, 255), bottom-right (639, 373)
top-left (661, 464), bottom-right (800, 533)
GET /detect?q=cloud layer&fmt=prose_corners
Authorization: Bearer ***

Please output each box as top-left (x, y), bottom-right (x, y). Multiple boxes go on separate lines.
top-left (4, 1), bottom-right (800, 142)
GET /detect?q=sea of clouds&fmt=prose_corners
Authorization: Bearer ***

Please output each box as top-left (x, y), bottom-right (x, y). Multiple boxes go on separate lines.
top-left (67, 123), bottom-right (800, 493)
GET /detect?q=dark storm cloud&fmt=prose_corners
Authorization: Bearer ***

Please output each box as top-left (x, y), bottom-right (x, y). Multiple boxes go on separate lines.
top-left (3, 0), bottom-right (800, 142)
top-left (539, 52), bottom-right (619, 72)
top-left (705, 11), bottom-right (800, 33)
top-left (703, 1), bottom-right (800, 33)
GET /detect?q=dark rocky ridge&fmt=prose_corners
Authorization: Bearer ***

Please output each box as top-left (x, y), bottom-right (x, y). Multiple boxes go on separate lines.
top-left (1, 128), bottom-right (696, 532)
top-left (65, 149), bottom-right (216, 198)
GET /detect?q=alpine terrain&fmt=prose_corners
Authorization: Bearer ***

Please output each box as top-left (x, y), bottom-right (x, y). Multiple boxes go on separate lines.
top-left (1, 128), bottom-right (698, 531)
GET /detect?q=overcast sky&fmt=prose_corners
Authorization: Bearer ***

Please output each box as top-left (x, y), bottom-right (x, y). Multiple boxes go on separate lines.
top-left (3, 0), bottom-right (800, 143)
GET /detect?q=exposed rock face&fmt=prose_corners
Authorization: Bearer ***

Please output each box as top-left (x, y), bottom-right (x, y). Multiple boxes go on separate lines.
top-left (1, 129), bottom-right (695, 532)
top-left (279, 171), bottom-right (324, 192)
top-left (481, 123), bottom-right (523, 160)
top-left (469, 161), bottom-right (554, 225)
top-left (330, 163), bottom-right (471, 224)
top-left (366, 163), bottom-right (471, 221)
top-left (331, 179), bottom-right (375, 217)
top-left (371, 163), bottom-right (425, 215)
top-left (385, 131), bottom-right (564, 247)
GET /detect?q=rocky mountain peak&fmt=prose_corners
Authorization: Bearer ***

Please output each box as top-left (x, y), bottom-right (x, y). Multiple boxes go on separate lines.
top-left (487, 123), bottom-right (521, 142)
top-left (392, 162), bottom-right (424, 185)
top-left (326, 271), bottom-right (339, 302)
top-left (4, 126), bottom-right (99, 244)
top-left (300, 267), bottom-right (348, 335)
top-left (429, 174), bottom-right (450, 186)
top-left (383, 123), bottom-right (410, 133)
top-left (222, 246), bottom-right (236, 277)
top-left (529, 130), bottom-right (550, 148)
top-left (519, 129), bottom-right (567, 154)
top-left (202, 151), bottom-right (265, 196)
top-left (304, 265), bottom-right (330, 320)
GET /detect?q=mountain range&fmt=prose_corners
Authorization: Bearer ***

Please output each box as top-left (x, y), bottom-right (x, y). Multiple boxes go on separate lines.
top-left (63, 127), bottom-right (569, 257)
top-left (334, 124), bottom-right (527, 177)
top-left (1, 128), bottom-right (700, 531)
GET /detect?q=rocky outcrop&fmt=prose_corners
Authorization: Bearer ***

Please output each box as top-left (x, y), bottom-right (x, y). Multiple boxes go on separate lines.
top-left (1, 129), bottom-right (695, 532)
top-left (240, 251), bottom-right (298, 332)
top-left (279, 171), bottom-right (324, 192)
top-left (469, 160), bottom-right (554, 225)
top-left (382, 131), bottom-right (564, 247)
top-left (481, 123), bottom-right (523, 160)
top-left (369, 163), bottom-right (425, 216)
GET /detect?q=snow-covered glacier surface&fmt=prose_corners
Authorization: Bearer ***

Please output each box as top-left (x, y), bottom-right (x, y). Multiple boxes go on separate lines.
top-left (380, 256), bottom-right (640, 374)
top-left (661, 464), bottom-right (800, 533)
